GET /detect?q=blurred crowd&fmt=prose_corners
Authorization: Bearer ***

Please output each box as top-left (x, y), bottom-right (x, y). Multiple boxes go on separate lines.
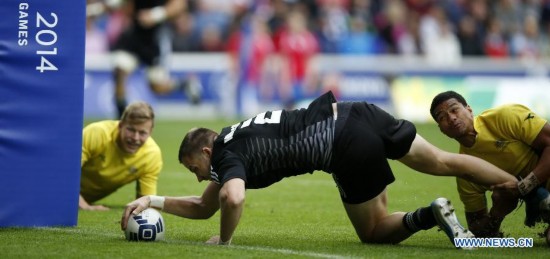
top-left (86, 0), bottom-right (550, 61)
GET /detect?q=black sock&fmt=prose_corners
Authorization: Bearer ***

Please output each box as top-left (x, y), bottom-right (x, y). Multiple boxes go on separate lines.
top-left (403, 206), bottom-right (437, 233)
top-left (116, 99), bottom-right (127, 118)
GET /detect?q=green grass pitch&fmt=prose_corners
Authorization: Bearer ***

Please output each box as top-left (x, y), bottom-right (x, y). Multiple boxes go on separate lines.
top-left (1, 120), bottom-right (548, 258)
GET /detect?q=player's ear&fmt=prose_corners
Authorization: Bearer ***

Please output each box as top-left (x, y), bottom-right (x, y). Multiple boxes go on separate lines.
top-left (466, 105), bottom-right (473, 115)
top-left (202, 147), bottom-right (212, 156)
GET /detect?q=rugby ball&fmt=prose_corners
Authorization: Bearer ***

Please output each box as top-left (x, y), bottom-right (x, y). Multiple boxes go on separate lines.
top-left (124, 208), bottom-right (165, 241)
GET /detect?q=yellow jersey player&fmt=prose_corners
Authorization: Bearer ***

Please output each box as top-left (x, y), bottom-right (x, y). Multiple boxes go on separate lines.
top-left (430, 91), bottom-right (550, 237)
top-left (80, 101), bottom-right (162, 210)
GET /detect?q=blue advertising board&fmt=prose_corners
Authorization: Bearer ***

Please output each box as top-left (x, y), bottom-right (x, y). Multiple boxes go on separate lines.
top-left (0, 0), bottom-right (84, 226)
top-left (83, 54), bottom-right (394, 120)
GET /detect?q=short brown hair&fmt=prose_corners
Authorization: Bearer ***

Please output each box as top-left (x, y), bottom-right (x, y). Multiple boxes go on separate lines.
top-left (120, 101), bottom-right (155, 126)
top-left (178, 127), bottom-right (217, 163)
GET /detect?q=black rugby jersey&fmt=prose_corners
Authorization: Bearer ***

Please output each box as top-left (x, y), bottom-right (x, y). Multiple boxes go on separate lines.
top-left (132, 0), bottom-right (167, 32)
top-left (134, 0), bottom-right (165, 10)
top-left (210, 91), bottom-right (337, 189)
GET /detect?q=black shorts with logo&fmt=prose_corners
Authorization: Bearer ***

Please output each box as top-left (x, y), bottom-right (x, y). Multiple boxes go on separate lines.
top-left (329, 102), bottom-right (416, 204)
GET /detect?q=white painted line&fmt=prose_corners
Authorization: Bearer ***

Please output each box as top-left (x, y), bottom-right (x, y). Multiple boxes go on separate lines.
top-left (37, 227), bottom-right (357, 259)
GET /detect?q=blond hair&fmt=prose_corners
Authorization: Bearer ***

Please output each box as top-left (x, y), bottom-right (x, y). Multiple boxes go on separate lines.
top-left (120, 101), bottom-right (155, 126)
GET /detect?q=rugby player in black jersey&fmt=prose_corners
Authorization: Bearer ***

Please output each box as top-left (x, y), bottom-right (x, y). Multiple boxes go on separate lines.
top-left (122, 91), bottom-right (518, 247)
top-left (87, 0), bottom-right (201, 117)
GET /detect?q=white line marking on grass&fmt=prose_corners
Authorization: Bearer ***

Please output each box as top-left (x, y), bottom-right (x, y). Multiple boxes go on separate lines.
top-left (229, 245), bottom-right (355, 259)
top-left (167, 239), bottom-right (355, 259)
top-left (38, 228), bottom-right (356, 259)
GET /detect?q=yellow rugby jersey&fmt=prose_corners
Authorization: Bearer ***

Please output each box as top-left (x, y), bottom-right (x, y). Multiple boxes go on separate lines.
top-left (457, 104), bottom-right (546, 212)
top-left (81, 120), bottom-right (162, 203)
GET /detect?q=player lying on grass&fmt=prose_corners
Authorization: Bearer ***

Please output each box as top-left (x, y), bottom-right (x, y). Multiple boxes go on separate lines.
top-left (80, 102), bottom-right (162, 211)
top-left (121, 91), bottom-right (517, 247)
top-left (430, 91), bottom-right (550, 238)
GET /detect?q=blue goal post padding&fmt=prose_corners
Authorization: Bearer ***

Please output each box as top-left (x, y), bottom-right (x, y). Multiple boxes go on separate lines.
top-left (0, 0), bottom-right (85, 226)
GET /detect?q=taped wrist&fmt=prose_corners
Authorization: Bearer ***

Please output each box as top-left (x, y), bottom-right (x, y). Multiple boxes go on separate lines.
top-left (518, 172), bottom-right (540, 196)
top-left (149, 195), bottom-right (165, 210)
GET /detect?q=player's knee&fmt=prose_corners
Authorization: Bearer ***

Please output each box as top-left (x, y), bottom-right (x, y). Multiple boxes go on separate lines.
top-left (147, 66), bottom-right (170, 90)
top-left (358, 232), bottom-right (400, 245)
top-left (112, 51), bottom-right (138, 73)
top-left (357, 232), bottom-right (377, 244)
top-left (355, 224), bottom-right (391, 244)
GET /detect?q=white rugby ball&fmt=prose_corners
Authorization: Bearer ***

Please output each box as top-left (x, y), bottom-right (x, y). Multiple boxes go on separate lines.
top-left (124, 208), bottom-right (165, 241)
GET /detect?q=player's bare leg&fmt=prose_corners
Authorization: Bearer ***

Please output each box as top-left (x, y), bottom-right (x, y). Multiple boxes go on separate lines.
top-left (112, 50), bottom-right (138, 118)
top-left (343, 188), bottom-right (472, 247)
top-left (147, 66), bottom-right (176, 95)
top-left (114, 67), bottom-right (129, 118)
top-left (147, 66), bottom-right (202, 104)
top-left (342, 189), bottom-right (412, 244)
top-left (399, 134), bottom-right (516, 185)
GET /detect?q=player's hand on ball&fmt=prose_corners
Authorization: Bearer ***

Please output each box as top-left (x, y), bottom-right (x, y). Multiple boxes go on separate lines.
top-left (120, 196), bottom-right (151, 230)
top-left (123, 208), bottom-right (165, 242)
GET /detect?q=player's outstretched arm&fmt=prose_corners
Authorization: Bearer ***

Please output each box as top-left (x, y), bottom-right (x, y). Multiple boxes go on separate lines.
top-left (163, 181), bottom-right (222, 219)
top-left (120, 182), bottom-right (222, 230)
top-left (399, 134), bottom-right (517, 186)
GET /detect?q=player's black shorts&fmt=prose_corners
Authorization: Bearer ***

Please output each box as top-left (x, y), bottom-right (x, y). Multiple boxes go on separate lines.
top-left (112, 26), bottom-right (161, 66)
top-left (329, 102), bottom-right (416, 204)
